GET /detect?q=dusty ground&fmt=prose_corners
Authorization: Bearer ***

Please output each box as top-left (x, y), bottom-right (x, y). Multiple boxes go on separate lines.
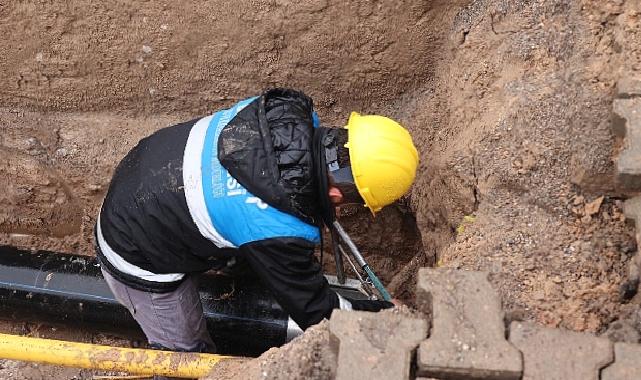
top-left (405, 0), bottom-right (641, 333)
top-left (1, 0), bottom-right (641, 379)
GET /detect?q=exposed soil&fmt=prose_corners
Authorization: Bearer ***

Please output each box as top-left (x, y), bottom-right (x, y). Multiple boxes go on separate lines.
top-left (321, 200), bottom-right (427, 303)
top-left (1, 0), bottom-right (641, 379)
top-left (406, 0), bottom-right (641, 334)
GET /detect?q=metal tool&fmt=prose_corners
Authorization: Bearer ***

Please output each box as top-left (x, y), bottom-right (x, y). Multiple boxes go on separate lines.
top-left (330, 228), bottom-right (346, 285)
top-left (332, 221), bottom-right (392, 301)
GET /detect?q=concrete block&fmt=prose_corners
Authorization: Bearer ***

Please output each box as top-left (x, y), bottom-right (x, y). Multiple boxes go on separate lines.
top-left (329, 310), bottom-right (428, 380)
top-left (509, 322), bottom-right (613, 380)
top-left (624, 196), bottom-right (641, 243)
top-left (416, 269), bottom-right (522, 380)
top-left (613, 98), bottom-right (641, 189)
top-left (602, 343), bottom-right (641, 380)
top-left (602, 320), bottom-right (641, 344)
top-left (616, 78), bottom-right (641, 99)
top-left (621, 197), bottom-right (641, 299)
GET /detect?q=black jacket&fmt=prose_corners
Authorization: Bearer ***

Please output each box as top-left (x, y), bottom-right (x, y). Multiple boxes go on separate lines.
top-left (97, 89), bottom-right (392, 329)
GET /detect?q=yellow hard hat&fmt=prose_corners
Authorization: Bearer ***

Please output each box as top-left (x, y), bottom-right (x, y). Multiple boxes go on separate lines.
top-left (345, 112), bottom-right (419, 214)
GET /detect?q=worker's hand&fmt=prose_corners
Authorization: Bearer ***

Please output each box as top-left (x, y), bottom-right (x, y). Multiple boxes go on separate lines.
top-left (391, 298), bottom-right (404, 307)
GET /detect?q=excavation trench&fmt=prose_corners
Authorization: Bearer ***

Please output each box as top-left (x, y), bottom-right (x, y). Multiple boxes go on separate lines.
top-left (0, 1), bottom-right (470, 367)
top-left (0, 0), bottom-right (459, 308)
top-left (1, 0), bottom-right (640, 377)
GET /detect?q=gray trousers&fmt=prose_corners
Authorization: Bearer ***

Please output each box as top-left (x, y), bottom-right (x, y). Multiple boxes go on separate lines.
top-left (101, 268), bottom-right (215, 353)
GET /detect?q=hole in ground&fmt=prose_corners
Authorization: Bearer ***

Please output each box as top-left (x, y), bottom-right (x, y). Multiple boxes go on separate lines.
top-left (320, 197), bottom-right (434, 305)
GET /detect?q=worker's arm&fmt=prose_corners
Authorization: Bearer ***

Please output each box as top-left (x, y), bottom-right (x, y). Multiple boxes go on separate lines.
top-left (240, 237), bottom-right (393, 330)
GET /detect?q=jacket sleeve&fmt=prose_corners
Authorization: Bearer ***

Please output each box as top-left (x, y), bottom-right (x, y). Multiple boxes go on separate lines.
top-left (240, 237), bottom-right (393, 329)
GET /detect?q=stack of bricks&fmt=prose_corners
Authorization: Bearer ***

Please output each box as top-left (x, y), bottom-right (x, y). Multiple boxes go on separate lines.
top-left (328, 268), bottom-right (641, 380)
top-left (613, 78), bottom-right (641, 300)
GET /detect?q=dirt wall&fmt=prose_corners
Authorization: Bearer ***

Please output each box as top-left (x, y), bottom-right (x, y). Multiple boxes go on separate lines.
top-left (0, 0), bottom-right (437, 115)
top-left (0, 0), bottom-right (443, 255)
top-left (405, 0), bottom-right (641, 332)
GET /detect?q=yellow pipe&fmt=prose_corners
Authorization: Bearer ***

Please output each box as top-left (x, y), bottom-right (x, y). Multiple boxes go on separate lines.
top-left (0, 333), bottom-right (236, 378)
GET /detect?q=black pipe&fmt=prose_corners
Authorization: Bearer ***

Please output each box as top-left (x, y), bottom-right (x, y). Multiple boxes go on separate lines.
top-left (0, 246), bottom-right (365, 356)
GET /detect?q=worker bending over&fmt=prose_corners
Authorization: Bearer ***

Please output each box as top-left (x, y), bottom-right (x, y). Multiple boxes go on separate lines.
top-left (95, 88), bottom-right (419, 353)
